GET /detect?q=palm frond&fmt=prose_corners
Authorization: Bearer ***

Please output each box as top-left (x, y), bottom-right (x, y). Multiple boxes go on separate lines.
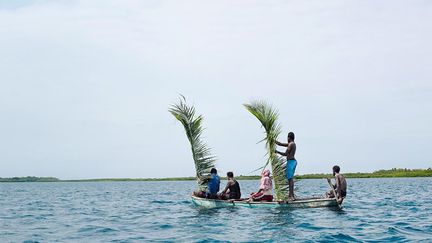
top-left (244, 100), bottom-right (289, 201)
top-left (169, 96), bottom-right (216, 192)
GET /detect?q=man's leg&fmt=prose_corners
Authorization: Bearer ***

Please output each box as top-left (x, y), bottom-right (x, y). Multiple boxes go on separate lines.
top-left (193, 191), bottom-right (205, 198)
top-left (286, 160), bottom-right (297, 200)
top-left (252, 191), bottom-right (264, 201)
top-left (288, 178), bottom-right (295, 199)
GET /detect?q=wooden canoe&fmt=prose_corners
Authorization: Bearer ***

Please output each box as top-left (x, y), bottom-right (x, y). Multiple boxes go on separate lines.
top-left (191, 195), bottom-right (339, 209)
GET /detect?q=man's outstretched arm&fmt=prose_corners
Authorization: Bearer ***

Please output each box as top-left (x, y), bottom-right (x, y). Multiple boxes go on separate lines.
top-left (275, 150), bottom-right (287, 156)
top-left (275, 140), bottom-right (288, 147)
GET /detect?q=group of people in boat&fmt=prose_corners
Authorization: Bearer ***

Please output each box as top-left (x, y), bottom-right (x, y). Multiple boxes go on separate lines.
top-left (194, 132), bottom-right (347, 202)
top-left (193, 168), bottom-right (274, 202)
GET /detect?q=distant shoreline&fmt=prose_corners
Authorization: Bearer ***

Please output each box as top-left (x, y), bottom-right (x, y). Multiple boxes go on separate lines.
top-left (1, 168), bottom-right (431, 182)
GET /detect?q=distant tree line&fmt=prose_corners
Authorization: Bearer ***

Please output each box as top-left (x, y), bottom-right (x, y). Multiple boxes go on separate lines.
top-left (1, 168), bottom-right (431, 182)
top-left (296, 168), bottom-right (432, 179)
top-left (0, 176), bottom-right (60, 182)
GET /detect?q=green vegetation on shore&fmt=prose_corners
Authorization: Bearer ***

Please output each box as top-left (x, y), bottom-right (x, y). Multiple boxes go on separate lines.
top-left (65, 175), bottom-right (262, 182)
top-left (0, 176), bottom-right (60, 182)
top-left (63, 177), bottom-right (197, 182)
top-left (1, 168), bottom-right (431, 182)
top-left (296, 168), bottom-right (432, 179)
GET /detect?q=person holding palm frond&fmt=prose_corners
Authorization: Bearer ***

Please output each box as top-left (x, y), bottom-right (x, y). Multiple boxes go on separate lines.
top-left (275, 132), bottom-right (297, 200)
top-left (192, 168), bottom-right (221, 199)
top-left (244, 101), bottom-right (290, 201)
top-left (169, 96), bottom-right (218, 198)
top-left (205, 168), bottom-right (220, 199)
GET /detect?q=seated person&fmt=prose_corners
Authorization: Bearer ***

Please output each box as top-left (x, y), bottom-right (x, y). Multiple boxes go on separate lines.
top-left (326, 165), bottom-right (347, 203)
top-left (206, 168), bottom-right (221, 199)
top-left (218, 172), bottom-right (241, 200)
top-left (250, 169), bottom-right (273, 202)
top-left (193, 168), bottom-right (220, 199)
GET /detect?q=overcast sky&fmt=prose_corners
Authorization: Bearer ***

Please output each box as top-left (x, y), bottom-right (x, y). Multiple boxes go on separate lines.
top-left (1, 0), bottom-right (431, 179)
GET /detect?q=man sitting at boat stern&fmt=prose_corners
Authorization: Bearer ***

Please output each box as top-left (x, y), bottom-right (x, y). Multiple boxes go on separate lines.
top-left (218, 172), bottom-right (241, 200)
top-left (326, 165), bottom-right (347, 203)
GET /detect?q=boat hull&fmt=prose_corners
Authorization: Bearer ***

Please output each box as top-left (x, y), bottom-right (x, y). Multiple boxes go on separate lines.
top-left (191, 196), bottom-right (339, 209)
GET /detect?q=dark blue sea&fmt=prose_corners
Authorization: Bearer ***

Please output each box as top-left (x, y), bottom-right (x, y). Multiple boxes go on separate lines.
top-left (1, 178), bottom-right (431, 242)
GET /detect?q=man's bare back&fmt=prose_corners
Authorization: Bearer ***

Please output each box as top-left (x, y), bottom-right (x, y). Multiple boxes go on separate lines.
top-left (335, 173), bottom-right (347, 196)
top-left (326, 165), bottom-right (347, 204)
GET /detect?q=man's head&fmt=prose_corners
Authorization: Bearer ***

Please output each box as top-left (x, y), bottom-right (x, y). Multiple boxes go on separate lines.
top-left (210, 168), bottom-right (217, 174)
top-left (227, 171), bottom-right (234, 178)
top-left (288, 132), bottom-right (295, 142)
top-left (333, 165), bottom-right (340, 176)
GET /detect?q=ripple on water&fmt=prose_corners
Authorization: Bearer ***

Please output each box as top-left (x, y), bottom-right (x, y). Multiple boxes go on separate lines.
top-left (158, 224), bottom-right (174, 229)
top-left (323, 233), bottom-right (362, 242)
top-left (150, 200), bottom-right (175, 204)
top-left (195, 238), bottom-right (230, 243)
top-left (78, 225), bottom-right (118, 234)
top-left (96, 227), bottom-right (118, 233)
top-left (297, 222), bottom-right (327, 231)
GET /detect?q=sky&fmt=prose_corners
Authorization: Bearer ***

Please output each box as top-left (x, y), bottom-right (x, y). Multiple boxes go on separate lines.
top-left (0, 0), bottom-right (431, 179)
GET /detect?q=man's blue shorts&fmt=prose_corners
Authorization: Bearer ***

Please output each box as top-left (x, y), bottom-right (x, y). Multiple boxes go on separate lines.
top-left (286, 159), bottom-right (297, 180)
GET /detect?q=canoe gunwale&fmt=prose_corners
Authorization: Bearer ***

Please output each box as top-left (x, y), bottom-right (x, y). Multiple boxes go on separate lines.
top-left (191, 195), bottom-right (340, 208)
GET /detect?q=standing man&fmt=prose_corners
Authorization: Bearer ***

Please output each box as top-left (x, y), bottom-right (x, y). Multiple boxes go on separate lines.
top-left (275, 132), bottom-right (297, 200)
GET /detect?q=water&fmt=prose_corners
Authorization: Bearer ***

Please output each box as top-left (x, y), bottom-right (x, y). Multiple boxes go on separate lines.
top-left (1, 178), bottom-right (431, 242)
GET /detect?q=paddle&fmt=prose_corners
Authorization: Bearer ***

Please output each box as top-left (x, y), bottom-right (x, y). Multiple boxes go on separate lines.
top-left (326, 178), bottom-right (342, 209)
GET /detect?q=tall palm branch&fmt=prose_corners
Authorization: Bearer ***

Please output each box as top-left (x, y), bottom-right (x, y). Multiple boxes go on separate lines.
top-left (244, 101), bottom-right (289, 201)
top-left (169, 96), bottom-right (216, 192)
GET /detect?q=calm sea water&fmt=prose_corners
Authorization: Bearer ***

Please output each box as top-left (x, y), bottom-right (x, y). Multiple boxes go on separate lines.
top-left (0, 178), bottom-right (431, 242)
